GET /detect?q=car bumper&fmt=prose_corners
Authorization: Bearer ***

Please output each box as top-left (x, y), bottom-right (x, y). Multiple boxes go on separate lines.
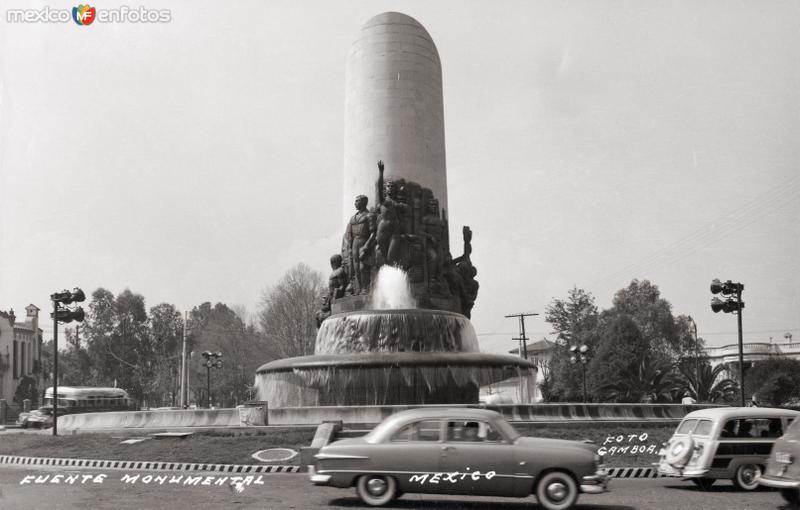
top-left (307, 465), bottom-right (331, 485)
top-left (581, 469), bottom-right (610, 494)
top-left (756, 474), bottom-right (800, 489)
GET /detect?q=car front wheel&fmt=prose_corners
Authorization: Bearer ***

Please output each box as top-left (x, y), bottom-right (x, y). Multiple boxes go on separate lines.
top-left (732, 464), bottom-right (761, 491)
top-left (536, 471), bottom-right (579, 510)
top-left (356, 474), bottom-right (397, 507)
top-left (781, 488), bottom-right (800, 505)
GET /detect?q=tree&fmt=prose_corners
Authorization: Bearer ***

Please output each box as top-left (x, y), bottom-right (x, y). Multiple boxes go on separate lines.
top-left (81, 288), bottom-right (156, 404)
top-left (544, 287), bottom-right (599, 346)
top-left (58, 327), bottom-right (95, 387)
top-left (679, 361), bottom-right (738, 403)
top-left (744, 357), bottom-right (800, 406)
top-left (148, 303), bottom-right (184, 407)
top-left (542, 287), bottom-right (599, 401)
top-left (608, 280), bottom-right (680, 360)
top-left (186, 302), bottom-right (266, 407)
top-left (14, 375), bottom-right (39, 407)
top-left (590, 315), bottom-right (661, 402)
top-left (600, 356), bottom-right (680, 403)
top-left (258, 263), bottom-right (323, 359)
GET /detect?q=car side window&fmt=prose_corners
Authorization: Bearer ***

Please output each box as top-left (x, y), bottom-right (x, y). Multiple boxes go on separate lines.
top-left (721, 418), bottom-right (780, 439)
top-left (391, 420), bottom-right (441, 442)
top-left (446, 420), bottom-right (504, 443)
top-left (720, 419), bottom-right (738, 437)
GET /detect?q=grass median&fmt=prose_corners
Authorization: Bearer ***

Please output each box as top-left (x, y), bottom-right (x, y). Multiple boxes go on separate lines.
top-left (0, 422), bottom-right (675, 468)
top-left (0, 428), bottom-right (315, 465)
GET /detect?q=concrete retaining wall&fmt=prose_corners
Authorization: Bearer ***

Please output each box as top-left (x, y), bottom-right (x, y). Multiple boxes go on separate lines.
top-left (56, 403), bottom-right (722, 430)
top-left (267, 403), bottom-right (721, 426)
top-left (58, 409), bottom-right (242, 430)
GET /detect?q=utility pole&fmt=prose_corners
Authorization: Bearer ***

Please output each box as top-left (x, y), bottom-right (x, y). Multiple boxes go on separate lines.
top-left (505, 312), bottom-right (538, 360)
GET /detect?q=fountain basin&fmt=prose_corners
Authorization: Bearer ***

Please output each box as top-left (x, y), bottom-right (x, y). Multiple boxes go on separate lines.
top-left (256, 351), bottom-right (536, 407)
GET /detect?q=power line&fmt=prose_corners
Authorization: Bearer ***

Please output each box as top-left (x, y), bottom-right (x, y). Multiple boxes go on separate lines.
top-left (590, 175), bottom-right (800, 287)
top-left (699, 327), bottom-right (800, 336)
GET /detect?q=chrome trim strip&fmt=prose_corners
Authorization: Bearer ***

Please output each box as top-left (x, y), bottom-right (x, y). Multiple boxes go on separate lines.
top-left (314, 453), bottom-right (369, 460)
top-left (315, 469), bottom-right (534, 480)
top-left (580, 484), bottom-right (607, 494)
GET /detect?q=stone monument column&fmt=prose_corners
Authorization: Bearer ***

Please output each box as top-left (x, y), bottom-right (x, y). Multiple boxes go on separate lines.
top-left (342, 12), bottom-right (448, 225)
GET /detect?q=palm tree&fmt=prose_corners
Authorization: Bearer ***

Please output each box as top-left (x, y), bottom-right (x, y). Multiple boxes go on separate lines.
top-left (681, 362), bottom-right (738, 403)
top-left (601, 357), bottom-right (682, 403)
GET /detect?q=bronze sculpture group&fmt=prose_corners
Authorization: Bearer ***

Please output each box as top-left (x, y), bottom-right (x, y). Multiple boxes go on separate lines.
top-left (316, 161), bottom-right (479, 325)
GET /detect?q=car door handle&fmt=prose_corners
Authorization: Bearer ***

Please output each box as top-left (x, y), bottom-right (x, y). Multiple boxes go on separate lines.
top-left (441, 446), bottom-right (454, 451)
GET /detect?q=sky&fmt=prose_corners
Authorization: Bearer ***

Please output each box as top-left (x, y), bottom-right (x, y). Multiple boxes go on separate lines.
top-left (1, 0), bottom-right (798, 355)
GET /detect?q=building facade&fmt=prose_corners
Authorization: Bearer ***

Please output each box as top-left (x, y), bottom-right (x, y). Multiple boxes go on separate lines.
top-left (703, 336), bottom-right (800, 382)
top-left (0, 305), bottom-right (43, 416)
top-left (479, 338), bottom-right (556, 403)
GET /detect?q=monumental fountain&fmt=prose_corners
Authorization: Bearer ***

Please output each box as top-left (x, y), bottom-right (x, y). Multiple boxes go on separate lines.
top-left (254, 12), bottom-right (537, 408)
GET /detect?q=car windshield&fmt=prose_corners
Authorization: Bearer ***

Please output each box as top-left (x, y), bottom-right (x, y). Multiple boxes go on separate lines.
top-left (676, 419), bottom-right (697, 434)
top-left (694, 420), bottom-right (712, 436)
top-left (493, 417), bottom-right (520, 442)
top-left (786, 417), bottom-right (800, 437)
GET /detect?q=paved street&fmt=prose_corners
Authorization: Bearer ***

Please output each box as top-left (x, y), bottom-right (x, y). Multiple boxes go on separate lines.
top-left (0, 466), bottom-right (792, 510)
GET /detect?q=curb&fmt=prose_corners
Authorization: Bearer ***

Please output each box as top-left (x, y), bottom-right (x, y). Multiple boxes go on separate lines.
top-left (0, 455), bottom-right (664, 479)
top-left (0, 455), bottom-right (299, 473)
top-left (606, 467), bottom-right (663, 478)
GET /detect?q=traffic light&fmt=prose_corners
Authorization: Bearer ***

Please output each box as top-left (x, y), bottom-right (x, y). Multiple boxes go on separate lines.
top-left (52, 307), bottom-right (85, 323)
top-left (710, 279), bottom-right (744, 296)
top-left (50, 288), bottom-right (86, 324)
top-left (709, 279), bottom-right (744, 314)
top-left (710, 297), bottom-right (744, 314)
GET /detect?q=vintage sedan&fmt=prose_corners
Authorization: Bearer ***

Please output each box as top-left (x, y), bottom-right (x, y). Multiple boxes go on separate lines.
top-left (309, 408), bottom-right (608, 509)
top-left (756, 411), bottom-right (800, 505)
top-left (16, 406), bottom-right (67, 429)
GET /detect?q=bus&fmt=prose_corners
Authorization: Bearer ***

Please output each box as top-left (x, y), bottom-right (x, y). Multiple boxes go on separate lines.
top-left (43, 386), bottom-right (138, 414)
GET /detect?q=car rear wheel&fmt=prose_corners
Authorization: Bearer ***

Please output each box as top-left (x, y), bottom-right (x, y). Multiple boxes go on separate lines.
top-left (732, 464), bottom-right (761, 491)
top-left (780, 488), bottom-right (800, 505)
top-left (536, 471), bottom-right (579, 510)
top-left (691, 477), bottom-right (715, 490)
top-left (356, 474), bottom-right (397, 506)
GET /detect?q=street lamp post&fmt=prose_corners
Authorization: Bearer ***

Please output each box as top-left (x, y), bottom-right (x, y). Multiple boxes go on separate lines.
top-left (569, 344), bottom-right (591, 403)
top-left (201, 351), bottom-right (223, 409)
top-left (687, 315), bottom-right (700, 396)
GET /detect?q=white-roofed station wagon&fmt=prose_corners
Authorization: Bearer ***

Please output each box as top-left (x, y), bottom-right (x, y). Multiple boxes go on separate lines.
top-left (656, 406), bottom-right (800, 491)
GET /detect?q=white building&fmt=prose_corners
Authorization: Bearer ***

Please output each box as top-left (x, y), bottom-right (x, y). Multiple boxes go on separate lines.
top-left (703, 335), bottom-right (800, 381)
top-left (0, 305), bottom-right (43, 416)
